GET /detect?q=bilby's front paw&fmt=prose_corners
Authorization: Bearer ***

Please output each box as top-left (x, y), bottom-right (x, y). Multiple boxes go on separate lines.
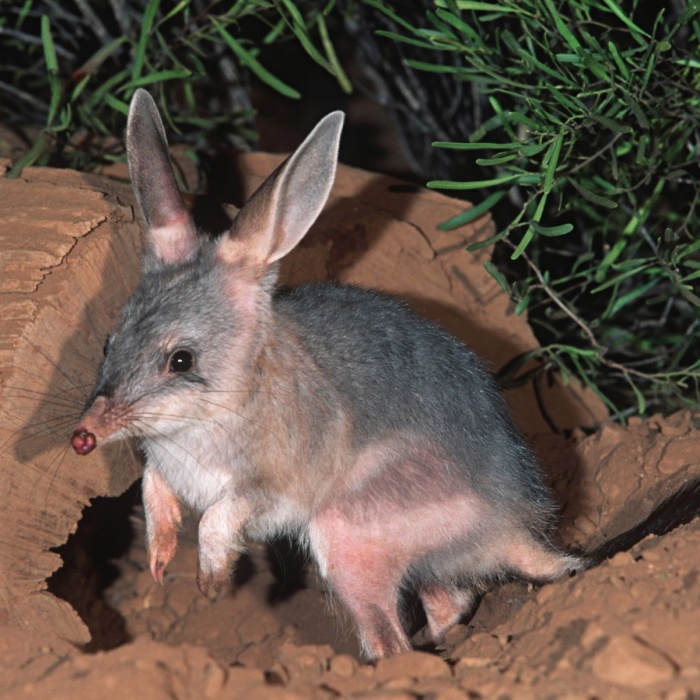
top-left (148, 526), bottom-right (178, 584)
top-left (196, 559), bottom-right (231, 599)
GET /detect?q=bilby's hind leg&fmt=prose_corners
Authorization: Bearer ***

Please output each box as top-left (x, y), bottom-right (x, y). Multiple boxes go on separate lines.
top-left (309, 511), bottom-right (411, 659)
top-left (419, 584), bottom-right (477, 644)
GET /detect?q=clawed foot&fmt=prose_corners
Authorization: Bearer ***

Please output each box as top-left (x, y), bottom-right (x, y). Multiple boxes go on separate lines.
top-left (196, 560), bottom-right (231, 599)
top-left (148, 529), bottom-right (178, 585)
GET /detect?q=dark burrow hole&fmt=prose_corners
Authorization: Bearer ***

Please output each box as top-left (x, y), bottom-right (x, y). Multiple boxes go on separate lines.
top-left (46, 482), bottom-right (328, 653)
top-left (47, 483), bottom-right (141, 652)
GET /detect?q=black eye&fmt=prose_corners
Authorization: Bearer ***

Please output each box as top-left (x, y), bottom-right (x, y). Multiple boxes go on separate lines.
top-left (168, 349), bottom-right (194, 373)
top-left (103, 334), bottom-right (112, 356)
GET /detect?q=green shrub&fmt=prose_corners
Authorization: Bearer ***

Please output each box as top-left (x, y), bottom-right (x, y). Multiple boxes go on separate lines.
top-left (1, 0), bottom-right (348, 173)
top-left (366, 0), bottom-right (700, 419)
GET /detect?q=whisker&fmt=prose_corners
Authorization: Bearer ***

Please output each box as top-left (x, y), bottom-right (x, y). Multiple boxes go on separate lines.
top-left (64, 345), bottom-right (101, 369)
top-left (24, 340), bottom-right (88, 398)
top-left (3, 386), bottom-right (88, 411)
top-left (0, 414), bottom-right (83, 455)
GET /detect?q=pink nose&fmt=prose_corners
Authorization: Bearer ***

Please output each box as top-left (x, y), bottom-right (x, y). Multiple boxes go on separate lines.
top-left (72, 428), bottom-right (96, 455)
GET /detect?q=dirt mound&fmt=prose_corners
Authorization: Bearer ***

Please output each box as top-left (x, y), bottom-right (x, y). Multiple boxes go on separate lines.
top-left (1, 158), bottom-right (698, 699)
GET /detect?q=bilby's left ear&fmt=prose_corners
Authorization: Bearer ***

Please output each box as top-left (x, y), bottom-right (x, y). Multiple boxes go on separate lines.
top-left (126, 88), bottom-right (198, 268)
top-left (217, 111), bottom-right (344, 270)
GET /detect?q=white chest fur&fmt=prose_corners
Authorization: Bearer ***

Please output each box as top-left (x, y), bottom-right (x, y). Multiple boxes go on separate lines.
top-left (142, 425), bottom-right (236, 513)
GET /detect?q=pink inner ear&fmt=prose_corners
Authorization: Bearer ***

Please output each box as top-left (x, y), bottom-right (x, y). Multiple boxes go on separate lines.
top-left (149, 220), bottom-right (198, 265)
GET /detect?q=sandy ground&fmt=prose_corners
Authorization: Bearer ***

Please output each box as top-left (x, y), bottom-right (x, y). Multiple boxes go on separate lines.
top-left (4, 410), bottom-right (700, 700)
top-left (0, 150), bottom-right (698, 699)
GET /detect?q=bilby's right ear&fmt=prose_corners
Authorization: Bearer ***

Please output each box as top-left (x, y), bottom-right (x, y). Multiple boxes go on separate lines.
top-left (126, 89), bottom-right (198, 267)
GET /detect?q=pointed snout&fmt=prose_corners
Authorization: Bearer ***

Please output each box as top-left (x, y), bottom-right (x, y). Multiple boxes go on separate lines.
top-left (71, 395), bottom-right (112, 455)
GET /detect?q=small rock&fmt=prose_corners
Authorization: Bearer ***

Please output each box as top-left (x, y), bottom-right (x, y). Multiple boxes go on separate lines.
top-left (664, 690), bottom-right (691, 700)
top-left (591, 635), bottom-right (676, 688)
top-left (380, 675), bottom-right (414, 689)
top-left (428, 688), bottom-right (470, 700)
top-left (581, 622), bottom-right (605, 649)
top-left (330, 654), bottom-right (358, 677)
top-left (374, 651), bottom-right (450, 682)
top-left (442, 624), bottom-right (470, 647)
top-left (608, 551), bottom-right (634, 568)
top-left (453, 657), bottom-right (492, 669)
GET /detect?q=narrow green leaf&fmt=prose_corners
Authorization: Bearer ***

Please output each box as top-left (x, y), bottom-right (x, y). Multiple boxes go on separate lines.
top-left (516, 47), bottom-right (572, 86)
top-left (635, 133), bottom-right (649, 165)
top-left (361, 0), bottom-right (425, 36)
top-left (85, 69), bottom-right (130, 110)
top-left (428, 173), bottom-right (540, 190)
top-left (514, 294), bottom-right (531, 315)
top-left (433, 141), bottom-right (520, 150)
top-left (16, 0), bottom-right (33, 29)
top-left (543, 134), bottom-right (563, 194)
top-left (104, 93), bottom-right (129, 115)
top-left (628, 379), bottom-right (646, 415)
top-left (263, 17), bottom-right (287, 44)
top-left (511, 225), bottom-right (535, 260)
top-left (542, 0), bottom-right (581, 52)
top-left (159, 0), bottom-right (188, 26)
top-left (374, 30), bottom-right (442, 50)
top-left (77, 37), bottom-right (128, 76)
top-left (605, 279), bottom-right (658, 318)
top-left (607, 40), bottom-right (630, 80)
top-left (521, 142), bottom-right (549, 156)
top-left (675, 238), bottom-right (700, 261)
top-left (552, 344), bottom-right (599, 358)
top-left (599, 0), bottom-right (650, 42)
top-left (597, 238), bottom-right (629, 281)
top-left (317, 14), bottom-right (352, 93)
top-left (6, 132), bottom-right (48, 178)
top-left (279, 0), bottom-right (306, 27)
top-left (545, 84), bottom-right (585, 113)
top-left (568, 178), bottom-right (617, 208)
top-left (556, 53), bottom-right (582, 63)
top-left (681, 269), bottom-right (700, 283)
top-left (122, 69), bottom-right (192, 89)
top-left (476, 153), bottom-right (519, 166)
top-left (438, 190), bottom-right (508, 230)
top-left (404, 59), bottom-right (463, 74)
top-left (622, 91), bottom-right (650, 130)
top-left (511, 193), bottom-right (547, 260)
top-left (588, 113), bottom-right (632, 133)
top-left (592, 263), bottom-right (652, 293)
top-left (534, 222), bottom-right (574, 236)
top-left (70, 74), bottom-right (91, 102)
top-left (212, 18), bottom-right (301, 99)
top-left (40, 15), bottom-right (58, 72)
top-left (132, 0), bottom-right (161, 84)
top-left (453, 1), bottom-right (529, 12)
top-left (426, 9), bottom-right (458, 38)
top-left (490, 95), bottom-right (519, 141)
top-left (41, 16), bottom-right (61, 127)
top-left (508, 112), bottom-right (540, 130)
top-left (280, 9), bottom-right (333, 74)
top-left (466, 229), bottom-right (508, 252)
top-left (484, 261), bottom-right (510, 293)
top-left (435, 8), bottom-right (481, 42)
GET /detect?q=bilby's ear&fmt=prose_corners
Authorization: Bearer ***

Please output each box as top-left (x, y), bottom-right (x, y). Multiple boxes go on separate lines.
top-left (217, 111), bottom-right (344, 272)
top-left (126, 89), bottom-right (198, 267)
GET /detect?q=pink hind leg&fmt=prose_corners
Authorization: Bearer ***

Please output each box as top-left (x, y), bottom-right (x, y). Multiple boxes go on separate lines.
top-left (309, 512), bottom-right (411, 659)
top-left (419, 585), bottom-right (476, 644)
